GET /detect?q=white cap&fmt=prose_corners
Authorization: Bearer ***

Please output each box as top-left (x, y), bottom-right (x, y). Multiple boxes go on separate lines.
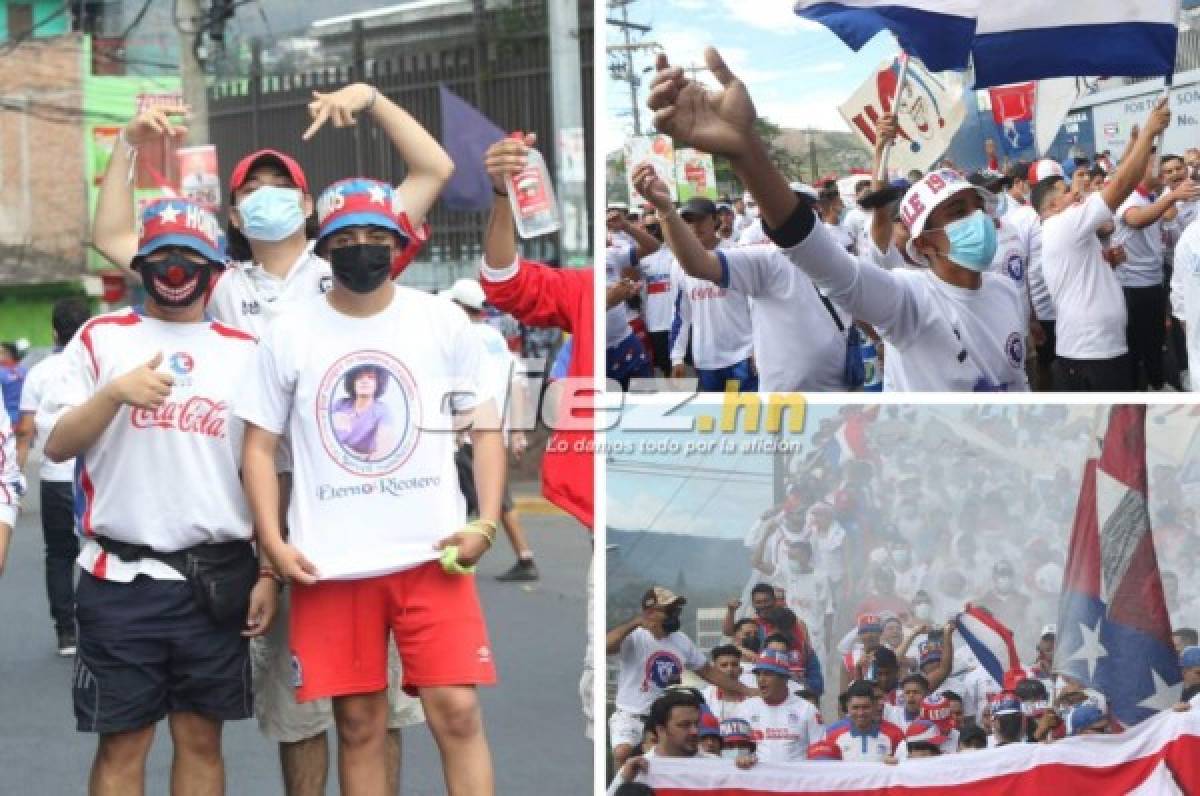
top-left (1028, 159), bottom-right (1065, 184)
top-left (899, 168), bottom-right (992, 266)
top-left (446, 278), bottom-right (486, 310)
top-left (789, 181), bottom-right (819, 200)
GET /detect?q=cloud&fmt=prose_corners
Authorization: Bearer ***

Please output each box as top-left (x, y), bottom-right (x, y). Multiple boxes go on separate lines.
top-left (666, 0), bottom-right (710, 9)
top-left (719, 0), bottom-right (824, 34)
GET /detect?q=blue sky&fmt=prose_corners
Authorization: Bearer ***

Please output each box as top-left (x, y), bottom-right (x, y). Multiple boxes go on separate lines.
top-left (605, 0), bottom-right (900, 150)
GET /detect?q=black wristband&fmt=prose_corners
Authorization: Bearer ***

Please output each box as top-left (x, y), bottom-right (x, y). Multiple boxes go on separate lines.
top-left (493, 187), bottom-right (508, 197)
top-left (762, 199), bottom-right (817, 250)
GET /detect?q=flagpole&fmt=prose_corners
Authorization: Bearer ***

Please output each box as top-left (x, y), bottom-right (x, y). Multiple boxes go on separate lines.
top-left (877, 51), bottom-right (911, 181)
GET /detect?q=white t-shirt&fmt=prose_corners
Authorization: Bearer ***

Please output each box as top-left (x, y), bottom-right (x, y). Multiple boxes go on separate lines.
top-left (670, 257), bottom-right (754, 371)
top-left (989, 217), bottom-right (1030, 325)
top-left (614, 627), bottom-right (707, 715)
top-left (637, 247), bottom-right (677, 334)
top-left (781, 222), bottom-right (1028, 391)
top-left (737, 218), bottom-right (769, 246)
top-left (40, 309), bottom-right (256, 582)
top-left (718, 245), bottom-right (846, 391)
top-left (1172, 221), bottom-right (1200, 385)
top-left (18, 352), bottom-right (74, 482)
top-left (207, 244), bottom-right (331, 338)
top-left (825, 221), bottom-right (855, 253)
top-left (1113, 190), bottom-right (1165, 288)
top-left (1041, 193), bottom-right (1128, 360)
top-left (733, 694), bottom-right (824, 763)
top-left (700, 684), bottom-right (744, 721)
top-left (235, 289), bottom-right (485, 581)
top-left (606, 244), bottom-right (635, 348)
top-left (844, 205), bottom-right (869, 254)
top-left (826, 718), bottom-right (903, 761)
top-left (468, 321), bottom-right (521, 438)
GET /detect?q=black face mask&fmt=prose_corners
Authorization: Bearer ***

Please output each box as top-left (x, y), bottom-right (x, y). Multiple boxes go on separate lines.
top-left (663, 614), bottom-right (682, 634)
top-left (139, 252), bottom-right (214, 308)
top-left (330, 244), bottom-right (392, 294)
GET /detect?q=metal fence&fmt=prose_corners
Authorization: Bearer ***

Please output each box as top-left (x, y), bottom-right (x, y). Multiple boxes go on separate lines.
top-left (207, 0), bottom-right (593, 289)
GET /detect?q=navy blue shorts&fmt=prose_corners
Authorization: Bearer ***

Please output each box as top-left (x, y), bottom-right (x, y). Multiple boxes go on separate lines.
top-left (73, 571), bottom-right (252, 734)
top-left (697, 358), bottom-right (758, 392)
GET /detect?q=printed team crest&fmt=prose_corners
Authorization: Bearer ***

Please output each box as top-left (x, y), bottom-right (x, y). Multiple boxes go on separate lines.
top-left (169, 352), bottom-right (194, 375)
top-left (316, 350), bottom-right (421, 477)
top-left (1007, 254), bottom-right (1025, 281)
top-left (642, 650), bottom-right (684, 691)
top-left (1006, 332), bottom-right (1025, 368)
top-left (319, 275), bottom-right (333, 293)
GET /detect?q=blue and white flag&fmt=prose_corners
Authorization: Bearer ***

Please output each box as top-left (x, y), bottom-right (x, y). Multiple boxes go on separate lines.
top-left (794, 0), bottom-right (977, 73)
top-left (972, 1), bottom-right (1179, 88)
top-left (795, 1), bottom-right (1179, 88)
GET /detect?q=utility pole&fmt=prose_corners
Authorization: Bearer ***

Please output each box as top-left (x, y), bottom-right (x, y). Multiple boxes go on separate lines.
top-left (176, 0), bottom-right (210, 145)
top-left (606, 0), bottom-right (651, 136)
top-left (808, 128), bottom-right (819, 183)
top-left (548, 0), bottom-right (590, 267)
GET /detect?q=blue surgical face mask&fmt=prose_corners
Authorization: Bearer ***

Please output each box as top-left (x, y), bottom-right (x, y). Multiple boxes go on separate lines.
top-left (940, 209), bottom-right (998, 272)
top-left (237, 185), bottom-right (306, 242)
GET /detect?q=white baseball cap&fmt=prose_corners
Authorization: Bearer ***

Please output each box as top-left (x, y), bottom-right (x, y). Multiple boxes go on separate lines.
top-left (446, 278), bottom-right (486, 310)
top-left (899, 168), bottom-right (992, 266)
top-left (1028, 159), bottom-right (1065, 184)
top-left (789, 181), bottom-right (819, 201)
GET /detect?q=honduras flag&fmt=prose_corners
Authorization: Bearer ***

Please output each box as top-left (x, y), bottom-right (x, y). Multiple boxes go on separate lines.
top-left (1054, 406), bottom-right (1182, 726)
top-left (794, 1), bottom-right (1178, 88)
top-left (954, 604), bottom-right (1020, 688)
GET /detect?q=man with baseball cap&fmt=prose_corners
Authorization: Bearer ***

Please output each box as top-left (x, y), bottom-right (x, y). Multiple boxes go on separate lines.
top-left (662, 196), bottom-right (757, 391)
top-left (633, 163), bottom-right (848, 391)
top-left (1034, 98), bottom-right (1173, 391)
top-left (733, 649), bottom-right (825, 762)
top-left (40, 198), bottom-right (274, 795)
top-left (644, 47), bottom-right (1029, 391)
top-left (606, 586), bottom-right (754, 767)
top-left (238, 165), bottom-right (504, 794)
top-left (826, 680), bottom-right (904, 761)
top-left (1181, 646), bottom-right (1200, 688)
top-left (990, 693), bottom-right (1026, 745)
top-left (442, 278), bottom-right (539, 583)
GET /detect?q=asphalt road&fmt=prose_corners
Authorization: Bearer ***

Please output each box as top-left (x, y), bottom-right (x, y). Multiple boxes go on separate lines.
top-left (0, 481), bottom-right (592, 795)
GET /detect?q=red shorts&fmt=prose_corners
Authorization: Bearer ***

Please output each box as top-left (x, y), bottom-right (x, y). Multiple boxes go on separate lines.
top-left (289, 561), bottom-right (497, 702)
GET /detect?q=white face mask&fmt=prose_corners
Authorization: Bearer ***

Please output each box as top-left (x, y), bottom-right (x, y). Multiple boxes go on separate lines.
top-left (914, 603), bottom-right (933, 621)
top-left (721, 748), bottom-right (744, 761)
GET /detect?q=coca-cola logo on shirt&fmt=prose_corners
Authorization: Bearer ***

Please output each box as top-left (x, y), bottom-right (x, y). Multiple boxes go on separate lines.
top-left (130, 397), bottom-right (229, 438)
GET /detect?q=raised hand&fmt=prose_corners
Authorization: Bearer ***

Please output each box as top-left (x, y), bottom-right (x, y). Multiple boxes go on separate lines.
top-left (302, 83), bottom-right (377, 141)
top-left (646, 48), bottom-right (758, 158)
top-left (108, 352), bottom-right (173, 410)
top-left (1144, 98), bottom-right (1171, 138)
top-left (484, 133), bottom-right (537, 195)
top-left (124, 105), bottom-right (190, 146)
top-left (632, 162), bottom-right (674, 212)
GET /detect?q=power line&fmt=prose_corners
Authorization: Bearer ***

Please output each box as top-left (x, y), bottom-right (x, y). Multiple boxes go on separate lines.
top-left (0, 1), bottom-right (73, 55)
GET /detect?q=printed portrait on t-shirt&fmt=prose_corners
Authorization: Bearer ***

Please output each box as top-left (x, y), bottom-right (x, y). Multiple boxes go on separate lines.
top-left (317, 351), bottom-right (421, 477)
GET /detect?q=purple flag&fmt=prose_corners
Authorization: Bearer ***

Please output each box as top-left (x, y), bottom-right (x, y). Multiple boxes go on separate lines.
top-left (439, 84), bottom-right (507, 212)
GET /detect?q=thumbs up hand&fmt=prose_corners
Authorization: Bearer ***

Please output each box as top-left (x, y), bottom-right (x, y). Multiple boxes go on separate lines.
top-left (107, 352), bottom-right (175, 409)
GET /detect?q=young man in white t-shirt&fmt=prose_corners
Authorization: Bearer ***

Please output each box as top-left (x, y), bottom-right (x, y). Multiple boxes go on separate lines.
top-left (644, 48), bottom-right (1028, 392)
top-left (605, 586), bottom-right (754, 768)
top-left (633, 164), bottom-right (847, 391)
top-left (14, 297), bottom-right (91, 656)
top-left (668, 197), bottom-right (757, 391)
top-left (238, 176), bottom-right (504, 796)
top-left (1111, 152), bottom-right (1200, 390)
top-left (40, 198), bottom-right (276, 796)
top-left (733, 649), bottom-right (825, 762)
top-left (1033, 98), bottom-right (1173, 391)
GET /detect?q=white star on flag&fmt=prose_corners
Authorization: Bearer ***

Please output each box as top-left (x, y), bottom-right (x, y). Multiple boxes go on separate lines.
top-left (1137, 669), bottom-right (1182, 714)
top-left (367, 184), bottom-right (388, 204)
top-left (1066, 617), bottom-right (1108, 681)
top-left (158, 203), bottom-right (181, 224)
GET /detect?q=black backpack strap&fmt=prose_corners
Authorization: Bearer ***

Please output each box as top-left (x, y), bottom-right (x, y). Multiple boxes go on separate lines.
top-left (814, 283), bottom-right (846, 333)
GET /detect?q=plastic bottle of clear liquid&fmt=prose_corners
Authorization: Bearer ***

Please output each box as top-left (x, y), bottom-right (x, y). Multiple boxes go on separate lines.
top-left (507, 132), bottom-right (562, 239)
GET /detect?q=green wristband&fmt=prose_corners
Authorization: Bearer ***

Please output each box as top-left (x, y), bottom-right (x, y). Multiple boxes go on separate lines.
top-left (439, 545), bottom-right (476, 575)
